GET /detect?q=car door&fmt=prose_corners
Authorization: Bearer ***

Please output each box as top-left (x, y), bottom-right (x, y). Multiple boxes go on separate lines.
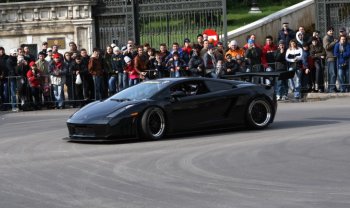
top-left (162, 80), bottom-right (207, 131)
top-left (164, 80), bottom-right (234, 131)
top-left (202, 80), bottom-right (240, 123)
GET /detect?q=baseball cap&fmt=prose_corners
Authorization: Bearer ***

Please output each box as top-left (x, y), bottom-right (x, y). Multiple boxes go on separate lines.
top-left (184, 38), bottom-right (190, 43)
top-left (9, 48), bottom-right (18, 55)
top-left (113, 47), bottom-right (120, 52)
top-left (52, 53), bottom-right (60, 59)
top-left (47, 47), bottom-right (53, 52)
top-left (230, 40), bottom-right (238, 46)
top-left (124, 56), bottom-right (131, 63)
top-left (29, 61), bottom-right (37, 67)
top-left (208, 44), bottom-right (214, 49)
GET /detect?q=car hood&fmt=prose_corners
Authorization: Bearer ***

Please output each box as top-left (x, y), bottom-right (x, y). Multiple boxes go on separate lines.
top-left (68, 100), bottom-right (145, 124)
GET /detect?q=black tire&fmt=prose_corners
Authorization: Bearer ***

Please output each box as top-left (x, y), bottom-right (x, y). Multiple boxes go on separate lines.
top-left (246, 98), bottom-right (273, 129)
top-left (140, 107), bottom-right (166, 140)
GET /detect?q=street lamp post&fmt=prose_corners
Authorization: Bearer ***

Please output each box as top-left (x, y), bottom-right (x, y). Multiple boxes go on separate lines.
top-left (249, 0), bottom-right (262, 13)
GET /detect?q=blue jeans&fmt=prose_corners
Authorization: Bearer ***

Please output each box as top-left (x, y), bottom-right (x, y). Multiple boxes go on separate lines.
top-left (251, 65), bottom-right (263, 84)
top-left (93, 76), bottom-right (102, 100)
top-left (288, 67), bottom-right (302, 98)
top-left (30, 87), bottom-right (41, 107)
top-left (52, 84), bottom-right (64, 107)
top-left (210, 72), bottom-right (218, 78)
top-left (276, 79), bottom-right (288, 97)
top-left (327, 60), bottom-right (337, 92)
top-left (338, 64), bottom-right (349, 92)
top-left (108, 76), bottom-right (118, 95)
top-left (157, 70), bottom-right (167, 78)
top-left (118, 72), bottom-right (129, 90)
top-left (129, 78), bottom-right (139, 87)
top-left (9, 78), bottom-right (17, 109)
top-left (170, 70), bottom-right (180, 78)
top-left (314, 59), bottom-right (324, 89)
top-left (1, 80), bottom-right (8, 106)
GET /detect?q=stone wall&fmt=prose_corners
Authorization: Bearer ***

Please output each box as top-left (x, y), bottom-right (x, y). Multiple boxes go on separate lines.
top-left (226, 0), bottom-right (315, 46)
top-left (0, 0), bottom-right (96, 54)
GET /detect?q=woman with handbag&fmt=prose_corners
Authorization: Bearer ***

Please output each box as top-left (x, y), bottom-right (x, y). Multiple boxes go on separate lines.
top-left (71, 56), bottom-right (85, 107)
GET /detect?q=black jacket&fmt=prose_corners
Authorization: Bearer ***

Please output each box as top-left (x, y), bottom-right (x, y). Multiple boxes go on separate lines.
top-left (224, 60), bottom-right (240, 75)
top-left (274, 50), bottom-right (287, 71)
top-left (188, 55), bottom-right (204, 77)
top-left (111, 54), bottom-right (125, 74)
top-left (6, 56), bottom-right (18, 77)
top-left (0, 54), bottom-right (9, 79)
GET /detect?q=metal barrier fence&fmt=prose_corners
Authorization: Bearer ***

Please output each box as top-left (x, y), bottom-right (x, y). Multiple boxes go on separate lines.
top-left (1, 75), bottom-right (89, 110)
top-left (246, 61), bottom-right (350, 93)
top-left (1, 62), bottom-right (349, 111)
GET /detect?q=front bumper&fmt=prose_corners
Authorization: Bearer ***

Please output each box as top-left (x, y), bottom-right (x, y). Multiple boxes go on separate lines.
top-left (67, 117), bottom-right (138, 141)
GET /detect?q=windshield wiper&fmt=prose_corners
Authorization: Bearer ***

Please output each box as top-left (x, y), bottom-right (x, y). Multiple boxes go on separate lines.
top-left (110, 98), bottom-right (131, 102)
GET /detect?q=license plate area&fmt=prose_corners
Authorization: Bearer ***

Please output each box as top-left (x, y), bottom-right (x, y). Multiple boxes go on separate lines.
top-left (74, 127), bottom-right (95, 136)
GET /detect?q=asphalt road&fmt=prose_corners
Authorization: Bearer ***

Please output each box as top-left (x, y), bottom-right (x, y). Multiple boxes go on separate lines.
top-left (1, 98), bottom-right (350, 208)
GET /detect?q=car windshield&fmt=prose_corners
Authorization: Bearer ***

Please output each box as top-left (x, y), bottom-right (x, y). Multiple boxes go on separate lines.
top-left (109, 80), bottom-right (172, 101)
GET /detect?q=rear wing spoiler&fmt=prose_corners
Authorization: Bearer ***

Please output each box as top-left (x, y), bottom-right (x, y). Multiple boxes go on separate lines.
top-left (222, 71), bottom-right (295, 82)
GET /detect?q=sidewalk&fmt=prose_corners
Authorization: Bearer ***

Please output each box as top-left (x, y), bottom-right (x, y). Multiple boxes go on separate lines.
top-left (280, 92), bottom-right (350, 103)
top-left (305, 92), bottom-right (350, 101)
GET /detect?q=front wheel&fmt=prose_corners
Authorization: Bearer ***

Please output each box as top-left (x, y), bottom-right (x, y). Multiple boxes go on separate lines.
top-left (140, 107), bottom-right (166, 140)
top-left (246, 98), bottom-right (273, 129)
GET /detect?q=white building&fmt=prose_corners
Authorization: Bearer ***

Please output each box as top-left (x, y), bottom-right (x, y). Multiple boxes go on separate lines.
top-left (0, 0), bottom-right (97, 54)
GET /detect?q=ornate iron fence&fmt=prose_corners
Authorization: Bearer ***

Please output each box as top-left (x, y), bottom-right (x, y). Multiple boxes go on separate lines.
top-left (316, 0), bottom-right (350, 35)
top-left (94, 0), bottom-right (227, 48)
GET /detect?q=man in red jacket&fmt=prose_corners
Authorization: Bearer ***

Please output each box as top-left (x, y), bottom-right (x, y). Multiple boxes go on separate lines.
top-left (261, 35), bottom-right (278, 85)
top-left (27, 61), bottom-right (41, 109)
top-left (261, 35), bottom-right (278, 71)
top-left (88, 48), bottom-right (103, 100)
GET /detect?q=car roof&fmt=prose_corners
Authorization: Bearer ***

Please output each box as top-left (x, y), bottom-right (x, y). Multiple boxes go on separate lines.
top-left (156, 77), bottom-right (250, 85)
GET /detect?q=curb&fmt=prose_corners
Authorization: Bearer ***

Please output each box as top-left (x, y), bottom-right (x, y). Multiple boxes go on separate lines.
top-left (278, 92), bottom-right (350, 103)
top-left (305, 92), bottom-right (350, 101)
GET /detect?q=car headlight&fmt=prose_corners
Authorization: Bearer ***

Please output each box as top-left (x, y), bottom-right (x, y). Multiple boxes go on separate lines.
top-left (106, 105), bottom-right (135, 119)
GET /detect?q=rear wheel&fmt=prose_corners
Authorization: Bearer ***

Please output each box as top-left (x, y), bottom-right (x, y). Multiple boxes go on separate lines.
top-left (246, 98), bottom-right (273, 129)
top-left (140, 107), bottom-right (166, 140)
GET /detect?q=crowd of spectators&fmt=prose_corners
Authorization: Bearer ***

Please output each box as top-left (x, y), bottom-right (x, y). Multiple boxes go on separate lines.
top-left (0, 22), bottom-right (350, 112)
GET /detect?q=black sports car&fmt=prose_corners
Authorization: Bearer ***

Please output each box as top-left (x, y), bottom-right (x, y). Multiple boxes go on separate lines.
top-left (66, 77), bottom-right (277, 141)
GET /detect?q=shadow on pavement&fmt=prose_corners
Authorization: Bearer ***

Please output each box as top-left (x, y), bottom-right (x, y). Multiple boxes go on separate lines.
top-left (271, 118), bottom-right (341, 130)
top-left (65, 117), bottom-right (347, 145)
